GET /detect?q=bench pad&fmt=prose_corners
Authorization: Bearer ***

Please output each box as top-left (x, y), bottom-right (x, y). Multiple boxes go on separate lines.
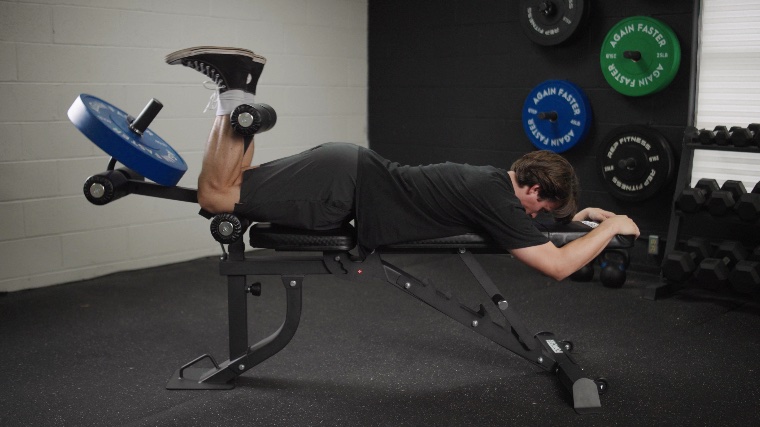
top-left (248, 221), bottom-right (634, 252)
top-left (249, 222), bottom-right (355, 251)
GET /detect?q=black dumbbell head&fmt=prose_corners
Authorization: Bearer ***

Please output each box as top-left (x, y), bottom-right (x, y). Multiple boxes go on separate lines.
top-left (662, 251), bottom-right (698, 282)
top-left (678, 179), bottom-right (720, 213)
top-left (707, 181), bottom-right (746, 216)
top-left (686, 237), bottom-right (712, 262)
top-left (678, 189), bottom-right (705, 213)
top-left (713, 127), bottom-right (730, 145)
top-left (714, 240), bottom-right (747, 268)
top-left (698, 129), bottom-right (715, 145)
top-left (692, 241), bottom-right (746, 289)
top-left (697, 178), bottom-right (720, 194)
top-left (707, 192), bottom-right (736, 216)
top-left (751, 246), bottom-right (760, 262)
top-left (736, 192), bottom-right (760, 222)
top-left (729, 260), bottom-right (760, 294)
top-left (695, 257), bottom-right (731, 289)
top-left (722, 180), bottom-right (747, 198)
top-left (729, 128), bottom-right (753, 147)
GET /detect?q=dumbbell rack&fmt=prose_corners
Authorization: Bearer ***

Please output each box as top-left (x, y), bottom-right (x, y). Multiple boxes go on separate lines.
top-left (646, 127), bottom-right (760, 300)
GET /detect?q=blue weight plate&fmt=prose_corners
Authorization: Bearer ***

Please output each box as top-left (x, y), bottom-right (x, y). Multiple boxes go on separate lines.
top-left (522, 80), bottom-right (592, 153)
top-left (68, 94), bottom-right (187, 186)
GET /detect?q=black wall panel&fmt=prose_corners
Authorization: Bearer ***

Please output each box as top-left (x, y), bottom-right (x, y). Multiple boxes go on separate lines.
top-left (368, 0), bottom-right (696, 250)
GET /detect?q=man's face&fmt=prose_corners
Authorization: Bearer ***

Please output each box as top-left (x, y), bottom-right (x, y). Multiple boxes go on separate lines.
top-left (517, 184), bottom-right (559, 219)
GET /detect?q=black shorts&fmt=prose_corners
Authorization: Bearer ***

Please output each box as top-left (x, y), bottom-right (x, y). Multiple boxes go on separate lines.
top-left (234, 142), bottom-right (359, 230)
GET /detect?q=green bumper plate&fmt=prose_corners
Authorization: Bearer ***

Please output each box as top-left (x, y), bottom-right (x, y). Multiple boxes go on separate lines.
top-left (600, 16), bottom-right (681, 97)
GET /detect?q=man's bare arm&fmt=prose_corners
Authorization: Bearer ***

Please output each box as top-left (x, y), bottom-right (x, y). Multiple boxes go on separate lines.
top-left (510, 215), bottom-right (640, 281)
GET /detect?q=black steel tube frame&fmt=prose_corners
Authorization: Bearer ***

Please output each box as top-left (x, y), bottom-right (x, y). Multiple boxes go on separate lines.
top-left (166, 240), bottom-right (603, 413)
top-left (126, 180), bottom-right (198, 203)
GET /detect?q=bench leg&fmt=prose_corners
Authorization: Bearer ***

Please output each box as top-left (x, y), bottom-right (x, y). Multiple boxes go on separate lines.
top-left (166, 243), bottom-right (305, 389)
top-left (324, 251), bottom-right (604, 413)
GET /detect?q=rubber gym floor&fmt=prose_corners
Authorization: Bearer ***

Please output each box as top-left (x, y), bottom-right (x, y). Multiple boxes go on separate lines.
top-left (1, 251), bottom-right (758, 426)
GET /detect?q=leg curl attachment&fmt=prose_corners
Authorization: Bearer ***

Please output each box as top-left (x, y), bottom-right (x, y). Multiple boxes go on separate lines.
top-left (230, 103), bottom-right (277, 137)
top-left (83, 166), bottom-right (145, 205)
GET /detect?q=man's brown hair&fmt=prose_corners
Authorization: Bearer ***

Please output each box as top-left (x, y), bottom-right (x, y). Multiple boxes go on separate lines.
top-left (510, 150), bottom-right (580, 222)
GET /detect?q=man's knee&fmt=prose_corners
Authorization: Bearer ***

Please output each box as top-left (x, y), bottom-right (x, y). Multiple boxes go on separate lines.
top-left (197, 184), bottom-right (238, 214)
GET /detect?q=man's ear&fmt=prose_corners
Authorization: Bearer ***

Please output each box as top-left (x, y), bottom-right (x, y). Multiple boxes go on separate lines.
top-left (529, 184), bottom-right (541, 196)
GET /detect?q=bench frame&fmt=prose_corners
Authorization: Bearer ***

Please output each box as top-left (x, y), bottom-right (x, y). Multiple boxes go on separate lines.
top-left (166, 223), bottom-right (615, 414)
top-left (80, 172), bottom-right (623, 414)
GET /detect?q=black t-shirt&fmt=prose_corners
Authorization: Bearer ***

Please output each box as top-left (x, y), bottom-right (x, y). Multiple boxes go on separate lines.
top-left (355, 147), bottom-right (550, 251)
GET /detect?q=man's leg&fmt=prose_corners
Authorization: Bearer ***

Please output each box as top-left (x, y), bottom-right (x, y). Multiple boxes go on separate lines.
top-left (165, 46), bottom-right (266, 213)
top-left (197, 115), bottom-right (255, 213)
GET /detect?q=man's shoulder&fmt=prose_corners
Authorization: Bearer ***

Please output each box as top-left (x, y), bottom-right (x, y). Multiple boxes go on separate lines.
top-left (456, 164), bottom-right (510, 188)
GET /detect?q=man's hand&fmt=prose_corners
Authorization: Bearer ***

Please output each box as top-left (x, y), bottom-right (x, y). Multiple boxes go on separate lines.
top-left (573, 207), bottom-right (640, 238)
top-left (597, 214), bottom-right (641, 238)
top-left (573, 207), bottom-right (615, 222)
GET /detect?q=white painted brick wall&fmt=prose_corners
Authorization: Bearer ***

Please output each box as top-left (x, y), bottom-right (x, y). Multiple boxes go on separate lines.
top-left (0, 0), bottom-right (368, 292)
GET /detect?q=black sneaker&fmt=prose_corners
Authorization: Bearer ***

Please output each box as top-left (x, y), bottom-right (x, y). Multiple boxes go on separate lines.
top-left (165, 46), bottom-right (267, 94)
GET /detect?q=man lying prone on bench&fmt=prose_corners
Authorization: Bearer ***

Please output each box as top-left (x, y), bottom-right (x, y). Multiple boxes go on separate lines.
top-left (169, 46), bottom-right (641, 279)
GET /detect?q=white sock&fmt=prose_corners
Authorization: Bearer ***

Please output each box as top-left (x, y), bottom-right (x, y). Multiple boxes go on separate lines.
top-left (215, 90), bottom-right (255, 116)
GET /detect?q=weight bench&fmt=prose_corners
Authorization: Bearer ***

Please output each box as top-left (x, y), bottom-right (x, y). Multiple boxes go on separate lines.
top-left (164, 216), bottom-right (633, 414)
top-left (69, 93), bottom-right (634, 414)
top-left (76, 161), bottom-right (633, 414)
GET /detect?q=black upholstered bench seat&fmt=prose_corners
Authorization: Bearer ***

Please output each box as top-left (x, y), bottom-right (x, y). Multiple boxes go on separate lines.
top-left (248, 222), bottom-right (356, 251)
top-left (248, 221), bottom-right (634, 252)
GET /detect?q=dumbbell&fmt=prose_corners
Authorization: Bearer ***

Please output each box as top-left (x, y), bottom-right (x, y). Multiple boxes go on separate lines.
top-left (728, 126), bottom-right (753, 147)
top-left (230, 103), bottom-right (277, 137)
top-left (662, 237), bottom-right (712, 282)
top-left (729, 260), bottom-right (760, 294)
top-left (598, 250), bottom-right (629, 288)
top-left (713, 126), bottom-right (730, 145)
top-left (697, 129), bottom-right (716, 145)
top-left (707, 180), bottom-right (746, 216)
top-left (749, 123), bottom-right (760, 147)
top-left (729, 245), bottom-right (760, 294)
top-left (694, 240), bottom-right (748, 290)
top-left (736, 181), bottom-right (760, 222)
top-left (677, 178), bottom-right (719, 213)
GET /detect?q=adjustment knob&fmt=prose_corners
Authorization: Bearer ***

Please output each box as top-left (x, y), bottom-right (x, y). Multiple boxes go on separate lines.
top-left (247, 282), bottom-right (262, 296)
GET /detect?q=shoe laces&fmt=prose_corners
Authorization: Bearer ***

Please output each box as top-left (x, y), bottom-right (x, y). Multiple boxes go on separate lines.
top-left (203, 80), bottom-right (219, 113)
top-left (183, 59), bottom-right (226, 90)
